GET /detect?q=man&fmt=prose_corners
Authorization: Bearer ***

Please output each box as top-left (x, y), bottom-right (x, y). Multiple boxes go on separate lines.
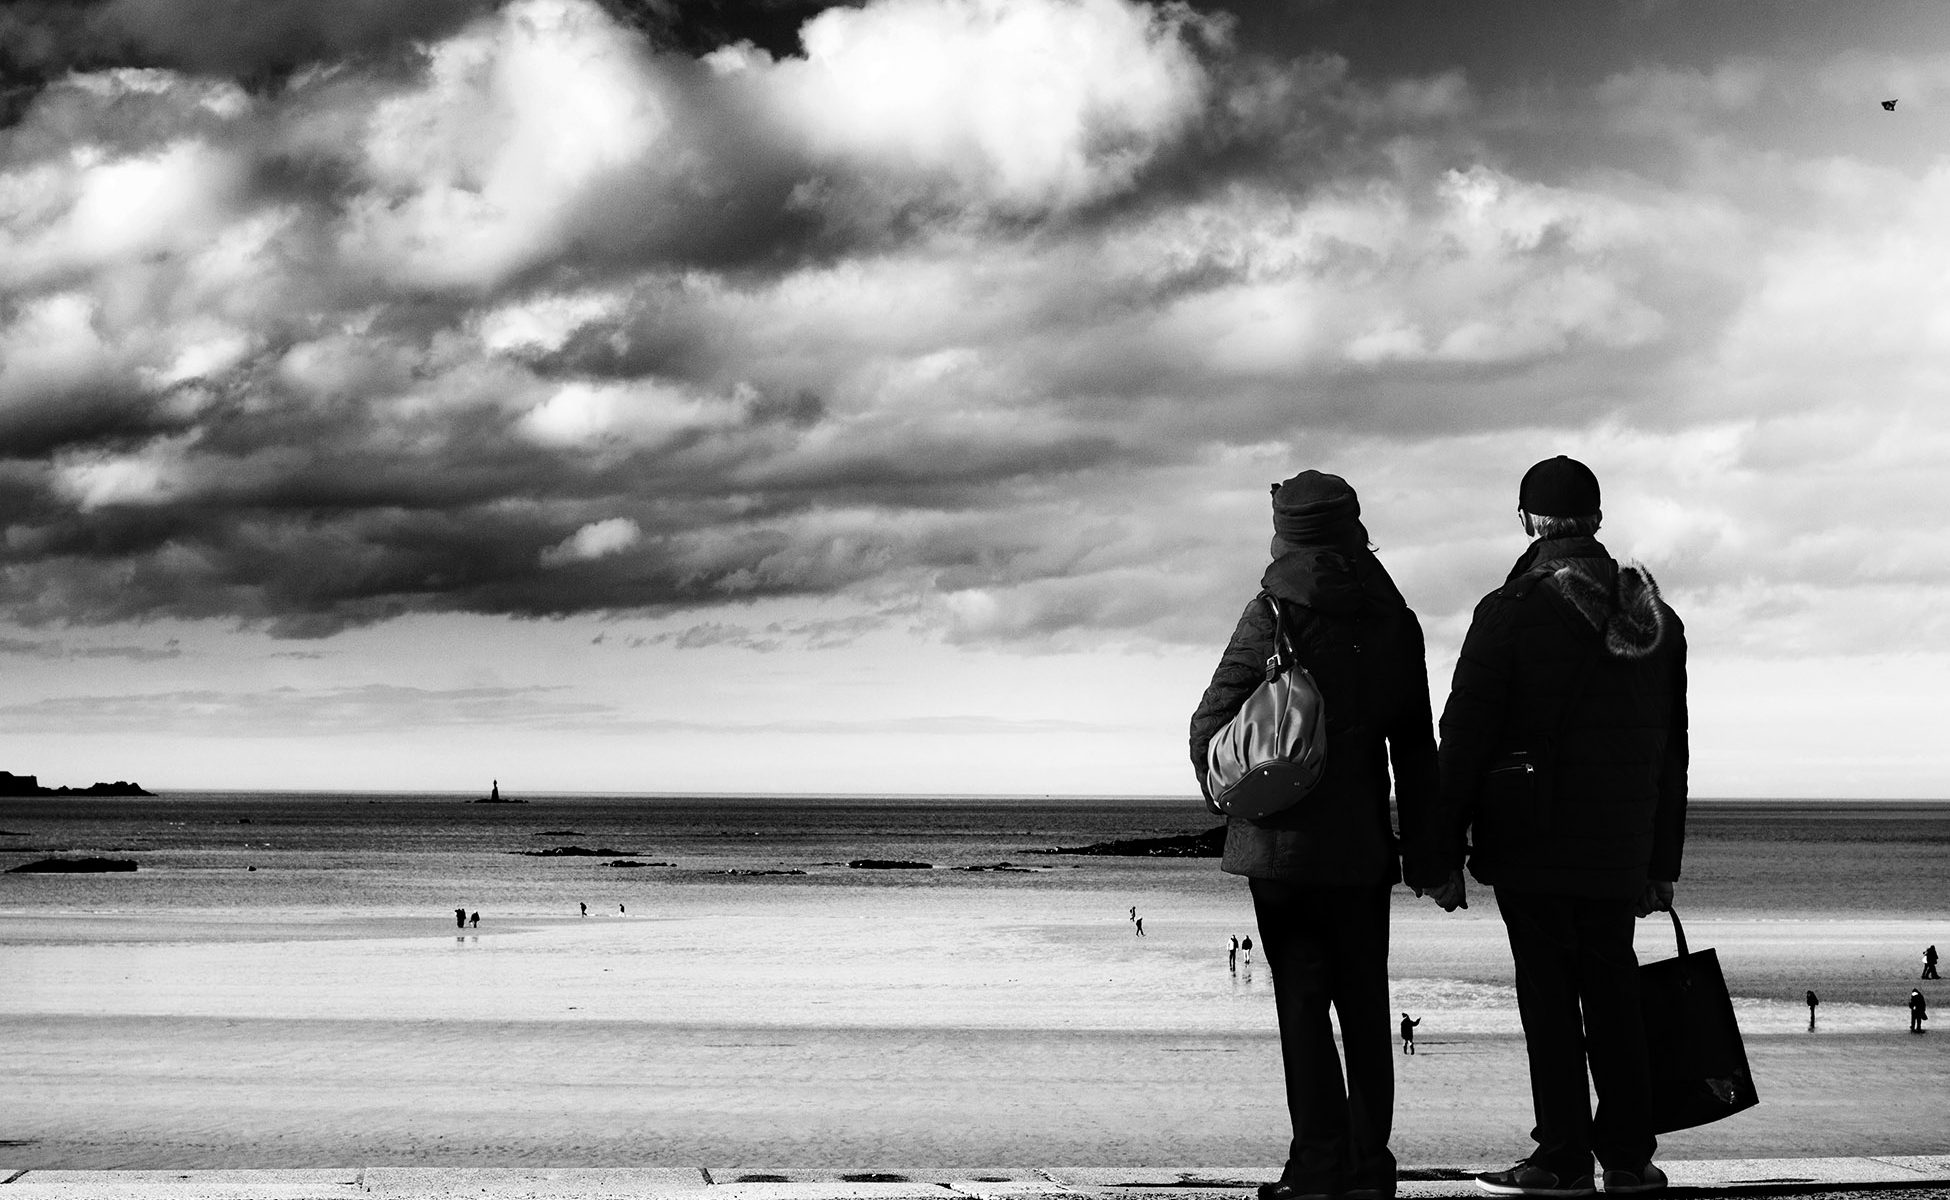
top-left (1410, 456), bottom-right (1688, 1199)
top-left (1191, 470), bottom-right (1439, 1200)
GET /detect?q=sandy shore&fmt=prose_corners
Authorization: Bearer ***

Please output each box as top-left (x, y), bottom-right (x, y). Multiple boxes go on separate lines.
top-left (4, 1014), bottom-right (1945, 1170)
top-left (4, 874), bottom-right (1944, 1170)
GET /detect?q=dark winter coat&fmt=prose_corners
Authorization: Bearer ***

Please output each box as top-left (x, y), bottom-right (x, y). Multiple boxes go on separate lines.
top-left (1189, 545), bottom-right (1439, 885)
top-left (1410, 536), bottom-right (1688, 899)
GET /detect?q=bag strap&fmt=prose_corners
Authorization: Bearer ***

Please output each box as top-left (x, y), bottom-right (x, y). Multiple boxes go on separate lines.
top-left (1666, 907), bottom-right (1690, 958)
top-left (1258, 593), bottom-right (1297, 682)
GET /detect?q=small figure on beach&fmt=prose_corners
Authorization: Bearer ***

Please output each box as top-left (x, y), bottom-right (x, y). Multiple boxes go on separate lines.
top-left (1925, 944), bottom-right (1940, 980)
top-left (1134, 916), bottom-right (1145, 937)
top-left (468, 911), bottom-right (480, 928)
top-left (580, 902), bottom-right (587, 917)
top-left (1400, 1013), bottom-right (1420, 1055)
top-left (455, 907), bottom-right (467, 929)
top-left (1910, 989), bottom-right (1929, 1032)
top-left (1189, 470), bottom-right (1437, 1200)
top-left (1229, 934), bottom-right (1239, 969)
top-left (1409, 456), bottom-right (1686, 1199)
top-left (490, 779), bottom-right (500, 802)
top-left (619, 903), bottom-right (626, 915)
top-left (1130, 905), bottom-right (1138, 923)
top-left (1806, 990), bottom-right (1819, 1030)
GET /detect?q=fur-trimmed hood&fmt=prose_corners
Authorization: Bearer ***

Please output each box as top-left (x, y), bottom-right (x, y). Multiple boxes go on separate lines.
top-left (1540, 557), bottom-right (1667, 660)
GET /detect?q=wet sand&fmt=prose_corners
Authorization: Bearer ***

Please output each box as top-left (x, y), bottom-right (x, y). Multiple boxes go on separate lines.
top-left (4, 1016), bottom-right (1944, 1169)
top-left (2, 897), bottom-right (1945, 1170)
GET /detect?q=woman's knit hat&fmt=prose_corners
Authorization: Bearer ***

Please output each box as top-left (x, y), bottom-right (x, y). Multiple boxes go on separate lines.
top-left (1270, 470), bottom-right (1366, 549)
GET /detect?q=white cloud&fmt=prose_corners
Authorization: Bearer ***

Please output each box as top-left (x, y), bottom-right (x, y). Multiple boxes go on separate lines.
top-left (540, 517), bottom-right (643, 566)
top-left (516, 379), bottom-right (727, 449)
top-left (337, 0), bottom-right (669, 287)
top-left (733, 0), bottom-right (1217, 212)
top-left (476, 289), bottom-right (629, 355)
top-left (55, 436), bottom-right (197, 510)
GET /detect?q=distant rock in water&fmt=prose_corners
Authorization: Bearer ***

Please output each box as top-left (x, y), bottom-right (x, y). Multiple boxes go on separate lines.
top-left (8, 857), bottom-right (138, 873)
top-left (847, 859), bottom-right (933, 870)
top-left (1031, 826), bottom-right (1226, 858)
top-left (725, 868), bottom-right (808, 876)
top-left (513, 845), bottom-right (637, 858)
top-left (473, 779), bottom-right (525, 803)
top-left (607, 860), bottom-right (673, 868)
top-left (0, 771), bottom-right (153, 797)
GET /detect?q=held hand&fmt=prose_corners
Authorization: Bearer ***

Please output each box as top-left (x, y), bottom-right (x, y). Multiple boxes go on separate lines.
top-left (1635, 880), bottom-right (1675, 918)
top-left (1429, 869), bottom-right (1468, 912)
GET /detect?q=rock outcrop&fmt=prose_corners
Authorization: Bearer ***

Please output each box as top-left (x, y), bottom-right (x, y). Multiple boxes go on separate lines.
top-left (7, 857), bottom-right (139, 873)
top-left (1031, 826), bottom-right (1226, 858)
top-left (0, 772), bottom-right (153, 797)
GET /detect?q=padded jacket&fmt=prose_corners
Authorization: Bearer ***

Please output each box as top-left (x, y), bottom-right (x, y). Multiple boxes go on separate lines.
top-left (1410, 536), bottom-right (1689, 899)
top-left (1188, 545), bottom-right (1439, 885)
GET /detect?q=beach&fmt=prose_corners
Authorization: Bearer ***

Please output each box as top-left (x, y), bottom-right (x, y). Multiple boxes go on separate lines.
top-left (2, 795), bottom-right (1946, 1169)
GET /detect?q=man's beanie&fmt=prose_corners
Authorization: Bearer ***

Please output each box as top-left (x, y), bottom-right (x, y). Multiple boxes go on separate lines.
top-left (1517, 455), bottom-right (1601, 517)
top-left (1271, 470), bottom-right (1363, 546)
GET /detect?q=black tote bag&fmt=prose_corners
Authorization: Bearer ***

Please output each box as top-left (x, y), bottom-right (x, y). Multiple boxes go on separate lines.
top-left (1639, 908), bottom-right (1760, 1133)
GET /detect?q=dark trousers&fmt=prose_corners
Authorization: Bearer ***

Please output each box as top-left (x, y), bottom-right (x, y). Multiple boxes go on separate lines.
top-left (1249, 879), bottom-right (1395, 1192)
top-left (1495, 888), bottom-right (1656, 1173)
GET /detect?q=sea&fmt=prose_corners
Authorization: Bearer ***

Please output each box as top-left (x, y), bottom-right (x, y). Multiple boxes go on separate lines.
top-left (1, 795), bottom-right (1945, 1168)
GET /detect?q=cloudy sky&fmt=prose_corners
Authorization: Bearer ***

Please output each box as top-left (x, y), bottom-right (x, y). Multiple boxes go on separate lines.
top-left (2, 0), bottom-right (1947, 797)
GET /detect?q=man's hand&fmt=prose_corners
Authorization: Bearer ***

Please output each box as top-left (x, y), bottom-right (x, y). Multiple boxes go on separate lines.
top-left (1428, 869), bottom-right (1468, 912)
top-left (1635, 879), bottom-right (1675, 918)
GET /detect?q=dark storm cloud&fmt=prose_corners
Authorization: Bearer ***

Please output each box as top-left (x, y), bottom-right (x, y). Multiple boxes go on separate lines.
top-left (5, 0), bottom-right (1949, 656)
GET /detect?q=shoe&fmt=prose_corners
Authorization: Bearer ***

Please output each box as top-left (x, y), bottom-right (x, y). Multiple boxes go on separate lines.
top-left (1258, 1181), bottom-right (1335, 1200)
top-left (1602, 1164), bottom-right (1667, 1195)
top-left (1476, 1159), bottom-right (1596, 1198)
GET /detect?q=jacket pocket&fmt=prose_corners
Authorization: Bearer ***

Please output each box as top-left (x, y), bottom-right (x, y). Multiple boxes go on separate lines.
top-left (1481, 746), bottom-right (1553, 836)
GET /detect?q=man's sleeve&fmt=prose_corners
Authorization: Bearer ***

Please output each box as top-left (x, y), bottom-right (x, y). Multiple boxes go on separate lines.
top-left (1387, 611), bottom-right (1440, 869)
top-left (1648, 608), bottom-right (1689, 881)
top-left (1413, 593), bottom-right (1514, 884)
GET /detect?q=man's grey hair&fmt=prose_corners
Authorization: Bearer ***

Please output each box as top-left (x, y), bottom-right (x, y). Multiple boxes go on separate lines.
top-left (1524, 511), bottom-right (1602, 539)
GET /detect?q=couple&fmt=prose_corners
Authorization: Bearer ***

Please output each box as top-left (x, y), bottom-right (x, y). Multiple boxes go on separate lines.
top-left (1189, 458), bottom-right (1689, 1200)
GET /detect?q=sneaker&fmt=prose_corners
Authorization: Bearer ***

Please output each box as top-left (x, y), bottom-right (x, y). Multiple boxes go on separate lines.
top-left (1476, 1159), bottom-right (1596, 1198)
top-left (1602, 1164), bottom-right (1667, 1195)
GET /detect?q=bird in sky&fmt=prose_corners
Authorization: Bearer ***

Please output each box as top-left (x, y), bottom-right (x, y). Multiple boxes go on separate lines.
top-left (1882, 99), bottom-right (1898, 111)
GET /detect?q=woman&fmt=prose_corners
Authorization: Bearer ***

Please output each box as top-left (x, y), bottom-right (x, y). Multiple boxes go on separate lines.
top-left (1189, 470), bottom-right (1439, 1200)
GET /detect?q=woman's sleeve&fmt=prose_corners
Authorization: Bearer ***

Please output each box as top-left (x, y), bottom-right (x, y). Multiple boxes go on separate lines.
top-left (1187, 597), bottom-right (1274, 799)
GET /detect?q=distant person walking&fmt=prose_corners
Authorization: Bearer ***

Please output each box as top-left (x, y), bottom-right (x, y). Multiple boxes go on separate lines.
top-left (1411, 456), bottom-right (1688, 1200)
top-left (455, 907), bottom-right (467, 929)
top-left (469, 911), bottom-right (480, 928)
top-left (1131, 906), bottom-right (1138, 922)
top-left (1190, 470), bottom-right (1438, 1200)
top-left (1910, 989), bottom-right (1929, 1032)
top-left (1400, 1014), bottom-right (1420, 1055)
top-left (1805, 990), bottom-right (1819, 1030)
top-left (1241, 934), bottom-right (1253, 968)
top-left (1230, 935), bottom-right (1240, 969)
top-left (1924, 945), bottom-right (1940, 980)
top-left (580, 902), bottom-right (587, 917)
top-left (1134, 916), bottom-right (1145, 937)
